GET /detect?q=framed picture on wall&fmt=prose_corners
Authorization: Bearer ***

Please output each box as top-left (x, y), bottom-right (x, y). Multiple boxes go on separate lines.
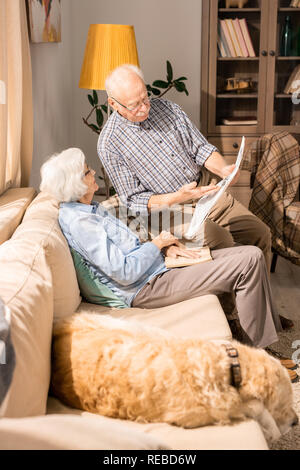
top-left (27, 0), bottom-right (61, 43)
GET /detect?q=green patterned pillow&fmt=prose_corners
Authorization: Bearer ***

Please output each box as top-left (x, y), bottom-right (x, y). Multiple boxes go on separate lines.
top-left (70, 248), bottom-right (128, 309)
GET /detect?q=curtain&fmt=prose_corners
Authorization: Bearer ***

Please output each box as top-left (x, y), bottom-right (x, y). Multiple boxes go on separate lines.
top-left (0, 0), bottom-right (33, 196)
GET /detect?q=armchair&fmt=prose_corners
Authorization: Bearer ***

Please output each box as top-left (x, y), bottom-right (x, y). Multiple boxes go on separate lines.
top-left (243, 131), bottom-right (300, 271)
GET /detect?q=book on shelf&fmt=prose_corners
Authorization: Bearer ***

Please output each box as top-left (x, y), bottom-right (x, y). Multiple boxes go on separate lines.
top-left (290, 0), bottom-right (300, 7)
top-left (217, 22), bottom-right (227, 57)
top-left (239, 19), bottom-right (256, 57)
top-left (219, 21), bottom-right (231, 56)
top-left (284, 65), bottom-right (300, 94)
top-left (219, 18), bottom-right (255, 58)
top-left (164, 247), bottom-right (212, 269)
top-left (233, 18), bottom-right (249, 57)
top-left (225, 19), bottom-right (239, 57)
top-left (226, 19), bottom-right (243, 57)
top-left (221, 116), bottom-right (258, 125)
top-left (220, 19), bottom-right (237, 57)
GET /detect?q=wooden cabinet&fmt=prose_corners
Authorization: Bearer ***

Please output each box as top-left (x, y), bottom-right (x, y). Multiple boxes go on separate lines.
top-left (201, 0), bottom-right (300, 144)
top-left (201, 0), bottom-right (300, 205)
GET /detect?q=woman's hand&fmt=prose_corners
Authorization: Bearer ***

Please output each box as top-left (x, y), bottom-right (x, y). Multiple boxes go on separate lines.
top-left (151, 231), bottom-right (180, 251)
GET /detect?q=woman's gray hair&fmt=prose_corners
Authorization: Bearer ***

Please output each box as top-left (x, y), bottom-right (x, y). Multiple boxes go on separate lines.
top-left (105, 64), bottom-right (145, 97)
top-left (40, 148), bottom-right (88, 202)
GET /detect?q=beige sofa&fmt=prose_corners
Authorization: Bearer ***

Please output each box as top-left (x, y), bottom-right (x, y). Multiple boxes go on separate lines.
top-left (0, 188), bottom-right (268, 450)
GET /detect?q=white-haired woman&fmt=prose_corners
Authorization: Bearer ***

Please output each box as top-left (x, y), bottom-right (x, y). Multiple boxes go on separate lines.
top-left (40, 148), bottom-right (284, 353)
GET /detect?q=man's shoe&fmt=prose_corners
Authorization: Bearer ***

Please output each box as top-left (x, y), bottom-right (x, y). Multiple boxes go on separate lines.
top-left (265, 347), bottom-right (298, 370)
top-left (288, 369), bottom-right (299, 383)
top-left (279, 315), bottom-right (294, 330)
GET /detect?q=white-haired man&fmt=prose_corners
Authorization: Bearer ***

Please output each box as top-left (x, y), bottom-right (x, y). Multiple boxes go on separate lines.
top-left (97, 65), bottom-right (292, 331)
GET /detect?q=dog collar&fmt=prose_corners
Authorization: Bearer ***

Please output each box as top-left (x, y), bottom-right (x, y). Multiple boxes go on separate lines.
top-left (223, 344), bottom-right (242, 389)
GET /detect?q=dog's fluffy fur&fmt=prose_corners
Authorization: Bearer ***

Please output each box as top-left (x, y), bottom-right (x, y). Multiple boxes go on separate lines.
top-left (50, 313), bottom-right (298, 442)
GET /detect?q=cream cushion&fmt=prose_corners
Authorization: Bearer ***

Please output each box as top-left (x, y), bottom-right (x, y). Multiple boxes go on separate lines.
top-left (47, 397), bottom-right (267, 450)
top-left (0, 187), bottom-right (36, 244)
top-left (13, 191), bottom-right (81, 320)
top-left (75, 295), bottom-right (232, 342)
top-left (0, 239), bottom-right (53, 417)
top-left (0, 414), bottom-right (169, 450)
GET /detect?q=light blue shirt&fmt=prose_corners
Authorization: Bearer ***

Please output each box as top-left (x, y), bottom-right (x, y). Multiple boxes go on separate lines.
top-left (59, 201), bottom-right (168, 306)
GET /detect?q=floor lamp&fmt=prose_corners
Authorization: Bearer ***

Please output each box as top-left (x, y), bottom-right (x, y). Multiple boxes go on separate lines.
top-left (79, 24), bottom-right (140, 197)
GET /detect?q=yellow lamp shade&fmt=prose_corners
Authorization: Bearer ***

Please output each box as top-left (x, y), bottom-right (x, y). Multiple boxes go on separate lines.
top-left (79, 24), bottom-right (140, 90)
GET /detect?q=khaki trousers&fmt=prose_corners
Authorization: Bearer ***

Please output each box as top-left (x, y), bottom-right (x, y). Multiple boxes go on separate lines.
top-left (132, 245), bottom-right (281, 349)
top-left (148, 191), bottom-right (272, 273)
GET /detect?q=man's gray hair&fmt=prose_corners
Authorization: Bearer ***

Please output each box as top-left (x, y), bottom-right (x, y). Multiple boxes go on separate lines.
top-left (105, 64), bottom-right (145, 97)
top-left (40, 148), bottom-right (88, 202)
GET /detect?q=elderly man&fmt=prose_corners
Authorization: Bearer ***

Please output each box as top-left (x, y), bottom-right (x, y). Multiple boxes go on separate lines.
top-left (97, 65), bottom-right (292, 330)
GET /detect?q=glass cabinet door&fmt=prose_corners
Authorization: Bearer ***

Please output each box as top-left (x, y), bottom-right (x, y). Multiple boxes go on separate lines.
top-left (265, 0), bottom-right (300, 132)
top-left (208, 0), bottom-right (269, 135)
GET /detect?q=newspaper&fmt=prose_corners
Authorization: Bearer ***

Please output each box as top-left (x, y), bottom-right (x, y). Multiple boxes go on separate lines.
top-left (185, 136), bottom-right (245, 240)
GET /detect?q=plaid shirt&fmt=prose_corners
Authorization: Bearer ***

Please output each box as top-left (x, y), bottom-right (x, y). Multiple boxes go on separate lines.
top-left (97, 98), bottom-right (218, 214)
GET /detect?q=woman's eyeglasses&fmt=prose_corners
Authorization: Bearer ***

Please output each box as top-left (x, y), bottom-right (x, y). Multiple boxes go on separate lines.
top-left (84, 166), bottom-right (95, 177)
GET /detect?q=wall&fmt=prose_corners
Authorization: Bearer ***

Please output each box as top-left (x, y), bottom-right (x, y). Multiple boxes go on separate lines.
top-left (30, 0), bottom-right (202, 189)
top-left (29, 0), bottom-right (73, 189)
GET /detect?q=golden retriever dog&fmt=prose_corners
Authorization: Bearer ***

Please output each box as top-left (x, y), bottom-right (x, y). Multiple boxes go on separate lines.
top-left (50, 313), bottom-right (298, 443)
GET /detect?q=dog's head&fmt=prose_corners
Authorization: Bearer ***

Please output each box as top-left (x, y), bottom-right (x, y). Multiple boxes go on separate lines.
top-left (264, 355), bottom-right (298, 436)
top-left (239, 346), bottom-right (298, 443)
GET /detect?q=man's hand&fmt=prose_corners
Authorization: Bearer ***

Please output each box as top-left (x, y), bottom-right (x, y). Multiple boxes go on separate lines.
top-left (151, 231), bottom-right (180, 251)
top-left (176, 181), bottom-right (219, 204)
top-left (164, 243), bottom-right (204, 259)
top-left (220, 164), bottom-right (240, 186)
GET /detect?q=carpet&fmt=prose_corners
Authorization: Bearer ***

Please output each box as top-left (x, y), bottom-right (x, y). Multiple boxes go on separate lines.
top-left (269, 329), bottom-right (300, 450)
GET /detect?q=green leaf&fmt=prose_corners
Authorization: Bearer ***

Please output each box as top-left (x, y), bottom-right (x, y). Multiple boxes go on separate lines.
top-left (146, 84), bottom-right (152, 91)
top-left (166, 60), bottom-right (173, 83)
top-left (90, 124), bottom-right (100, 133)
top-left (88, 94), bottom-right (94, 106)
top-left (101, 105), bottom-right (108, 114)
top-left (109, 187), bottom-right (116, 196)
top-left (151, 87), bottom-right (161, 96)
top-left (152, 80), bottom-right (169, 89)
top-left (96, 108), bottom-right (104, 128)
top-left (174, 81), bottom-right (185, 92)
top-left (93, 90), bottom-right (98, 105)
top-left (179, 82), bottom-right (189, 96)
top-left (176, 76), bottom-right (187, 81)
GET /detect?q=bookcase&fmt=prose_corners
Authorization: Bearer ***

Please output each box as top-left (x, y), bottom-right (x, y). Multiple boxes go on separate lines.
top-left (201, 0), bottom-right (300, 205)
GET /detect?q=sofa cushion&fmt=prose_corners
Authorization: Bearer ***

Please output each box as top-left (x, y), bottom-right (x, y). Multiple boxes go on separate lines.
top-left (47, 397), bottom-right (268, 450)
top-left (12, 192), bottom-right (81, 320)
top-left (75, 295), bottom-right (232, 342)
top-left (70, 248), bottom-right (128, 309)
top-left (0, 413), bottom-right (169, 450)
top-left (0, 239), bottom-right (53, 417)
top-left (0, 187), bottom-right (36, 244)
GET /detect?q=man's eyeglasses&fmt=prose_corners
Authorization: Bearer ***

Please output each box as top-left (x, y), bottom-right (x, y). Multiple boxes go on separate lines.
top-left (111, 95), bottom-right (151, 113)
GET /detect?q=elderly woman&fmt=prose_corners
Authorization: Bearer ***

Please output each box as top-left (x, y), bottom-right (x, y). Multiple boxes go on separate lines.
top-left (40, 147), bottom-right (283, 353)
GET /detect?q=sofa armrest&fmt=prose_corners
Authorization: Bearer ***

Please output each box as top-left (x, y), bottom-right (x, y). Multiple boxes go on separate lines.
top-left (0, 188), bottom-right (36, 244)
